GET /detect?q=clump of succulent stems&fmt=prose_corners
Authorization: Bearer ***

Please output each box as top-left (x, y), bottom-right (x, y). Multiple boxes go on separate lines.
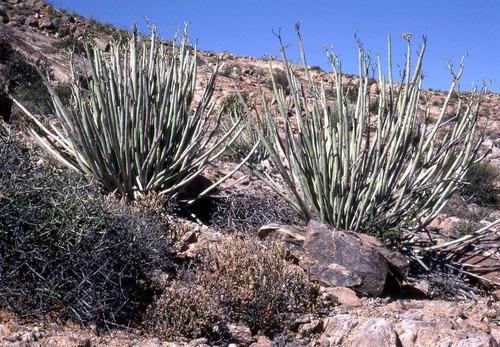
top-left (236, 23), bottom-right (491, 235)
top-left (16, 24), bottom-right (245, 201)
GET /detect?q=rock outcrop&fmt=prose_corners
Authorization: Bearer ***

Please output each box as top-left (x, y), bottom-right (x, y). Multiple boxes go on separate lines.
top-left (258, 220), bottom-right (410, 296)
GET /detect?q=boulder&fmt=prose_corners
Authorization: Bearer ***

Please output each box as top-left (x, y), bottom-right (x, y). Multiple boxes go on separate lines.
top-left (349, 318), bottom-right (400, 347)
top-left (258, 220), bottom-right (410, 296)
top-left (456, 332), bottom-right (499, 347)
top-left (320, 314), bottom-right (358, 346)
top-left (37, 16), bottom-right (54, 30)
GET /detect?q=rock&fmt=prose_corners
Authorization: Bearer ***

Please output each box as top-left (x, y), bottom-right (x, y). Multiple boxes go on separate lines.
top-left (228, 323), bottom-right (254, 345)
top-left (38, 16), bottom-right (54, 30)
top-left (349, 318), bottom-right (399, 347)
top-left (440, 216), bottom-right (462, 231)
top-left (94, 36), bottom-right (110, 52)
top-left (402, 279), bottom-right (431, 298)
top-left (320, 314), bottom-right (358, 346)
top-left (258, 220), bottom-right (409, 296)
top-left (492, 328), bottom-right (500, 346)
top-left (296, 319), bottom-right (321, 339)
top-left (398, 319), bottom-right (439, 346)
top-left (492, 289), bottom-right (500, 301)
top-left (305, 221), bottom-right (398, 296)
top-left (25, 16), bottom-right (37, 27)
top-left (0, 5), bottom-right (8, 16)
top-left (456, 331), bottom-right (499, 347)
top-left (467, 319), bottom-right (491, 334)
top-left (321, 286), bottom-right (362, 307)
top-left (250, 336), bottom-right (272, 347)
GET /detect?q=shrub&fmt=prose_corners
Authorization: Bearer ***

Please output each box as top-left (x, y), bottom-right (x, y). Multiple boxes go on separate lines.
top-left (0, 33), bottom-right (52, 115)
top-left (146, 235), bottom-right (321, 342)
top-left (236, 25), bottom-right (488, 236)
top-left (0, 133), bottom-right (172, 329)
top-left (268, 68), bottom-right (290, 95)
top-left (211, 192), bottom-right (304, 234)
top-left (17, 24), bottom-right (241, 201)
top-left (220, 94), bottom-right (269, 164)
top-left (460, 161), bottom-right (500, 207)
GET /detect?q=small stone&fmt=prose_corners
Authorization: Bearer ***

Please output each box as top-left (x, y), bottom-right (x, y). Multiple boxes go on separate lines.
top-left (323, 286), bottom-right (361, 307)
top-left (38, 16), bottom-right (54, 30)
top-left (492, 289), bottom-right (500, 301)
top-left (228, 323), bottom-right (253, 345)
top-left (467, 319), bottom-right (491, 334)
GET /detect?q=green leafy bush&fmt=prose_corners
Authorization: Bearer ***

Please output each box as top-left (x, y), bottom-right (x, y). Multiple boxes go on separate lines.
top-left (0, 133), bottom-right (172, 329)
top-left (18, 25), bottom-right (240, 201)
top-left (237, 25), bottom-right (487, 236)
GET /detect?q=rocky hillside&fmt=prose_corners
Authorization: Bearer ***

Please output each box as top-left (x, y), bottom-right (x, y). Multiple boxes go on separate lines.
top-left (1, 1), bottom-right (500, 346)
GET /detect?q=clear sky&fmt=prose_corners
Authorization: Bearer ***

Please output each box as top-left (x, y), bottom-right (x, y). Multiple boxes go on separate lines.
top-left (50, 0), bottom-right (500, 93)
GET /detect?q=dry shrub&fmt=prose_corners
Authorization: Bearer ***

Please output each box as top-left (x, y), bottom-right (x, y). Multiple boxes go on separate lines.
top-left (460, 161), bottom-right (500, 207)
top-left (0, 133), bottom-right (172, 329)
top-left (146, 235), bottom-right (321, 343)
top-left (211, 192), bottom-right (305, 234)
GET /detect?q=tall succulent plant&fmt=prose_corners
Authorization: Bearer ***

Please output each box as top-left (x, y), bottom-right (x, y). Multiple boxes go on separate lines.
top-left (238, 24), bottom-right (489, 234)
top-left (17, 25), bottom-right (241, 201)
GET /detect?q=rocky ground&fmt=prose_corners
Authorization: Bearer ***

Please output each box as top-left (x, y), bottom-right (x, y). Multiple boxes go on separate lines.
top-left (1, 265), bottom-right (500, 347)
top-left (1, 1), bottom-right (500, 346)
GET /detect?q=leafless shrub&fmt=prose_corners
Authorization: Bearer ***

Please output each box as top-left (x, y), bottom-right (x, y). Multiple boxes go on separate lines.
top-left (211, 192), bottom-right (305, 234)
top-left (145, 236), bottom-right (322, 343)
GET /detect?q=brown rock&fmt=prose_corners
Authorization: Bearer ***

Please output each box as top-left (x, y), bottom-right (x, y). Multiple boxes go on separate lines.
top-left (38, 16), bottom-right (54, 30)
top-left (228, 323), bottom-right (254, 345)
top-left (467, 319), bottom-right (492, 334)
top-left (349, 318), bottom-right (400, 347)
top-left (297, 319), bottom-right (321, 339)
top-left (25, 16), bottom-right (37, 27)
top-left (250, 336), bottom-right (272, 347)
top-left (305, 221), bottom-right (388, 296)
top-left (94, 37), bottom-right (110, 52)
top-left (456, 331), bottom-right (499, 347)
top-left (322, 286), bottom-right (362, 307)
top-left (258, 220), bottom-right (409, 296)
top-left (320, 314), bottom-right (358, 346)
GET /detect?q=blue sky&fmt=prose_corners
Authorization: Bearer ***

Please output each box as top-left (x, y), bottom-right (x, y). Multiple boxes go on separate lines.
top-left (51, 0), bottom-right (499, 93)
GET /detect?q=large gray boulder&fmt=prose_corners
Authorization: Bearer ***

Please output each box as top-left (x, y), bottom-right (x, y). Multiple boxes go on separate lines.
top-left (258, 220), bottom-right (409, 296)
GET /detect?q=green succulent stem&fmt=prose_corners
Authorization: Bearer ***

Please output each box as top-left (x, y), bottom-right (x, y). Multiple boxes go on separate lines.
top-left (18, 24), bottom-right (242, 201)
top-left (237, 25), bottom-right (488, 235)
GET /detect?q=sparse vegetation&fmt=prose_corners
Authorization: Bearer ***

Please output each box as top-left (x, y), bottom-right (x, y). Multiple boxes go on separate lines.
top-left (0, 34), bottom-right (53, 116)
top-left (460, 161), bottom-right (500, 207)
top-left (211, 192), bottom-right (304, 234)
top-left (0, 133), bottom-right (172, 329)
top-left (1, 2), bottom-right (500, 343)
top-left (145, 235), bottom-right (322, 342)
